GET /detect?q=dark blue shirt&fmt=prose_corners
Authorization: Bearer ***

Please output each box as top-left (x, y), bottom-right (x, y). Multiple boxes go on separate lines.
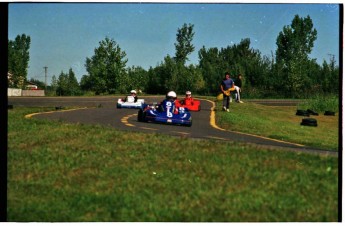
top-left (221, 78), bottom-right (234, 90)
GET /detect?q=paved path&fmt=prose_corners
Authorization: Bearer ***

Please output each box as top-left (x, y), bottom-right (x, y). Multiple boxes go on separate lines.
top-left (9, 96), bottom-right (338, 156)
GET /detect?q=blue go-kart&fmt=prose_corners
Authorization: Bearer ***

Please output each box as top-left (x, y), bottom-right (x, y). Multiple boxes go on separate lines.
top-left (137, 101), bottom-right (192, 127)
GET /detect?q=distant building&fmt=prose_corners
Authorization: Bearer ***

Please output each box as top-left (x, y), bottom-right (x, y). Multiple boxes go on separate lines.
top-left (25, 81), bottom-right (38, 90)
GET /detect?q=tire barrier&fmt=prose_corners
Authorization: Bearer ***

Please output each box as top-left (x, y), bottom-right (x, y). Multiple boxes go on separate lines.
top-left (300, 118), bottom-right (318, 127)
top-left (296, 109), bottom-right (310, 117)
top-left (307, 109), bottom-right (319, 116)
top-left (324, 111), bottom-right (335, 116)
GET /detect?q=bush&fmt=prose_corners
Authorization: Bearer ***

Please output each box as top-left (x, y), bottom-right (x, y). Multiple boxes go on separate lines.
top-left (298, 94), bottom-right (339, 113)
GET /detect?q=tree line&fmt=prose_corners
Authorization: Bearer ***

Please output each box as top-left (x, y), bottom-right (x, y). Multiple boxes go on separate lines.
top-left (8, 15), bottom-right (339, 98)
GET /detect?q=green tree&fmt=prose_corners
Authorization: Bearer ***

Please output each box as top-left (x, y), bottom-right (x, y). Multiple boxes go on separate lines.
top-left (319, 55), bottom-right (339, 95)
top-left (181, 64), bottom-right (205, 94)
top-left (328, 55), bottom-right (339, 95)
top-left (275, 15), bottom-right (317, 97)
top-left (80, 74), bottom-right (92, 92)
top-left (126, 66), bottom-right (148, 93)
top-left (55, 69), bottom-right (80, 96)
top-left (198, 46), bottom-right (223, 95)
top-left (174, 23), bottom-right (195, 65)
top-left (8, 34), bottom-right (31, 88)
top-left (56, 71), bottom-right (68, 96)
top-left (67, 68), bottom-right (81, 96)
top-left (198, 39), bottom-right (264, 96)
top-left (50, 75), bottom-right (58, 94)
top-left (146, 66), bottom-right (165, 94)
top-left (85, 37), bottom-right (128, 94)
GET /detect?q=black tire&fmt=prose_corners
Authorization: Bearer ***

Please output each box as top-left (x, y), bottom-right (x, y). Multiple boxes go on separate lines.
top-left (138, 109), bottom-right (143, 122)
top-left (301, 122), bottom-right (317, 127)
top-left (324, 111), bottom-right (335, 116)
top-left (307, 109), bottom-right (319, 116)
top-left (302, 118), bottom-right (317, 123)
top-left (300, 118), bottom-right (317, 127)
top-left (137, 109), bottom-right (147, 122)
top-left (186, 119), bottom-right (192, 127)
top-left (296, 110), bottom-right (310, 116)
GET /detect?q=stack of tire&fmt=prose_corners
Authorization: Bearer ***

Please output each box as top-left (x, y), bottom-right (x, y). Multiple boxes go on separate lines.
top-left (300, 118), bottom-right (318, 127)
top-left (296, 109), bottom-right (336, 127)
top-left (296, 109), bottom-right (318, 127)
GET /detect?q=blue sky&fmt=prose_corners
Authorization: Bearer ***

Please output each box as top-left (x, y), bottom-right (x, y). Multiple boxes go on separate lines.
top-left (8, 3), bottom-right (340, 85)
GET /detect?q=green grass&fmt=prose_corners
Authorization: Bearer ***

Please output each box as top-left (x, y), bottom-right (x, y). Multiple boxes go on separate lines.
top-left (7, 108), bottom-right (338, 222)
top-left (216, 101), bottom-right (339, 151)
top-left (7, 107), bottom-right (339, 222)
top-left (297, 94), bottom-right (339, 113)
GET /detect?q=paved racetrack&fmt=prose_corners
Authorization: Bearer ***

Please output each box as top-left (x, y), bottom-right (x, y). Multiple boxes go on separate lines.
top-left (8, 96), bottom-right (338, 156)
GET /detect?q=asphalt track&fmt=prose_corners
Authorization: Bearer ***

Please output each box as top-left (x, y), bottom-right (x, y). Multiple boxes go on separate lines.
top-left (8, 96), bottom-right (338, 157)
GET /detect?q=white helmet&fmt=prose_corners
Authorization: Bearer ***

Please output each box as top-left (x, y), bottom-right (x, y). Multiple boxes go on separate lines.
top-left (130, 90), bottom-right (137, 94)
top-left (186, 91), bottom-right (191, 95)
top-left (167, 91), bottom-right (177, 99)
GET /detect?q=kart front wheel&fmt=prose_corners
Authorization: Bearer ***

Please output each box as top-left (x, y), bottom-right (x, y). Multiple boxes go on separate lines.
top-left (185, 119), bottom-right (192, 127)
top-left (138, 109), bottom-right (146, 122)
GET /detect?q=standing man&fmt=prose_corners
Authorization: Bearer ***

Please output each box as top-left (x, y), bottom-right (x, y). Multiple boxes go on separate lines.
top-left (220, 72), bottom-right (235, 112)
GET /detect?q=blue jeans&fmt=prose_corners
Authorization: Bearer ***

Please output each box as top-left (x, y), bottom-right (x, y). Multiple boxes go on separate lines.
top-left (223, 94), bottom-right (230, 109)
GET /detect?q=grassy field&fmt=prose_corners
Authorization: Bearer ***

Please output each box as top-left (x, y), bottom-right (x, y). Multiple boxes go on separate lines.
top-left (7, 106), bottom-right (339, 222)
top-left (215, 101), bottom-right (339, 151)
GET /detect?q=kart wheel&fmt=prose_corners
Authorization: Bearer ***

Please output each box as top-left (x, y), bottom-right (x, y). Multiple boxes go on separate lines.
top-left (186, 119), bottom-right (192, 127)
top-left (138, 109), bottom-right (147, 122)
top-left (138, 109), bottom-right (144, 122)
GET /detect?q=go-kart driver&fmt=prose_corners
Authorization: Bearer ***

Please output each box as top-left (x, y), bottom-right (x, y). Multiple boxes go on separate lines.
top-left (180, 91), bottom-right (195, 106)
top-left (123, 90), bottom-right (138, 103)
top-left (160, 91), bottom-right (182, 115)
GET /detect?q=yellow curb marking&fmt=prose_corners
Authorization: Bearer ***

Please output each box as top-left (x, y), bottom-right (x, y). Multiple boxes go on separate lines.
top-left (200, 98), bottom-right (305, 147)
top-left (121, 113), bottom-right (137, 127)
top-left (25, 107), bottom-right (89, 119)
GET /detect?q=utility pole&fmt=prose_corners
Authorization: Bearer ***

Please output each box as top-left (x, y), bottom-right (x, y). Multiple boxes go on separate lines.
top-left (43, 66), bottom-right (48, 90)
